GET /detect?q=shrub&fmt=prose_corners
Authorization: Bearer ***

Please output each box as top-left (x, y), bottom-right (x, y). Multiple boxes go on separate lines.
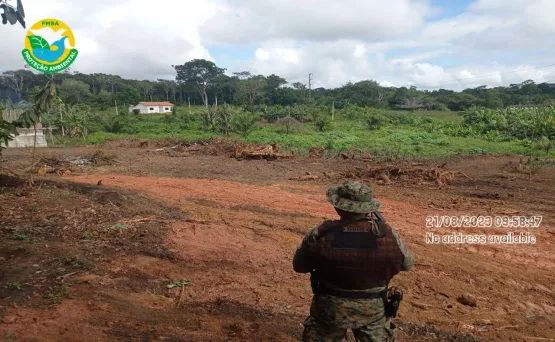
top-left (386, 112), bottom-right (417, 125)
top-left (363, 112), bottom-right (385, 131)
top-left (200, 107), bottom-right (218, 132)
top-left (102, 116), bottom-right (125, 133)
top-left (132, 109), bottom-right (140, 115)
top-left (311, 108), bottom-right (332, 132)
top-left (537, 136), bottom-right (552, 155)
top-left (232, 111), bottom-right (260, 137)
top-left (265, 105), bottom-right (288, 123)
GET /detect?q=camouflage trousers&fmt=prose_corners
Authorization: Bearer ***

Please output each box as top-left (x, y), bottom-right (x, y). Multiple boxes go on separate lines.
top-left (301, 316), bottom-right (397, 342)
top-left (300, 294), bottom-right (397, 342)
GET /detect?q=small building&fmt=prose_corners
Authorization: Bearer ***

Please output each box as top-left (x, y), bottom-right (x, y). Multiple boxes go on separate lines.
top-left (128, 102), bottom-right (174, 114)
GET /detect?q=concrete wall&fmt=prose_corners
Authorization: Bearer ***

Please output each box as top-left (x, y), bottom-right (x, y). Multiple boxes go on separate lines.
top-left (1, 109), bottom-right (48, 148)
top-left (2, 130), bottom-right (48, 148)
top-left (129, 104), bottom-right (149, 114)
top-left (159, 105), bottom-right (173, 113)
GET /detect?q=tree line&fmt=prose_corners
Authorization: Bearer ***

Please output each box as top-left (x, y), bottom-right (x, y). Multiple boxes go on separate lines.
top-left (1, 59), bottom-right (555, 111)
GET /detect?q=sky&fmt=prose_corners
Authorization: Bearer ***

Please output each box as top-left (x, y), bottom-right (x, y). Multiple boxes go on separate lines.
top-left (1, 0), bottom-right (555, 91)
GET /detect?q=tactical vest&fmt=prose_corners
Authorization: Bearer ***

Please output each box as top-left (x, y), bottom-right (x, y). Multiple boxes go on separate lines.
top-left (309, 218), bottom-right (404, 290)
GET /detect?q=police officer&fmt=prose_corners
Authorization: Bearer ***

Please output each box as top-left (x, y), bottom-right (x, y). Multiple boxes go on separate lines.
top-left (293, 181), bottom-right (414, 342)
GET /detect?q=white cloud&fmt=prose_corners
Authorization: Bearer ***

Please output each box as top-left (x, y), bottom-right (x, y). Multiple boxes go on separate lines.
top-left (0, 0), bottom-right (220, 80)
top-left (353, 45), bottom-right (366, 59)
top-left (254, 48), bottom-right (270, 61)
top-left (1, 0), bottom-right (555, 91)
top-left (200, 0), bottom-right (437, 45)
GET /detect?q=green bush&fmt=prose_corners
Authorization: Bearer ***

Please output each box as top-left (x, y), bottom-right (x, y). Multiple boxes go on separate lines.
top-left (311, 108), bottom-right (332, 132)
top-left (102, 115), bottom-right (126, 133)
top-left (232, 111), bottom-right (260, 137)
top-left (362, 112), bottom-right (385, 131)
top-left (341, 104), bottom-right (365, 120)
top-left (537, 136), bottom-right (553, 155)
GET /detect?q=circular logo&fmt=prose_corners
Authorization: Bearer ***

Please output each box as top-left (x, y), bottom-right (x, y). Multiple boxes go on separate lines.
top-left (21, 18), bottom-right (78, 73)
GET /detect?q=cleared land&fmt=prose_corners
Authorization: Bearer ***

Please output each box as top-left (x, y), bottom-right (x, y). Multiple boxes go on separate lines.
top-left (1, 139), bottom-right (554, 341)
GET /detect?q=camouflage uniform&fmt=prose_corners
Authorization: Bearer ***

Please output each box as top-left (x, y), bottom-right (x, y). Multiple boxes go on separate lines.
top-left (293, 181), bottom-right (414, 342)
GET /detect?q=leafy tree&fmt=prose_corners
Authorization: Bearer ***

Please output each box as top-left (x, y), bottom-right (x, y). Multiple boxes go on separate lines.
top-left (57, 79), bottom-right (91, 105)
top-left (398, 96), bottom-right (425, 112)
top-left (237, 75), bottom-right (267, 105)
top-left (62, 104), bottom-right (93, 137)
top-left (115, 84), bottom-right (140, 106)
top-left (0, 108), bottom-right (18, 149)
top-left (157, 79), bottom-right (173, 101)
top-left (2, 58), bottom-right (555, 116)
top-left (174, 59), bottom-right (226, 107)
top-left (91, 90), bottom-right (114, 110)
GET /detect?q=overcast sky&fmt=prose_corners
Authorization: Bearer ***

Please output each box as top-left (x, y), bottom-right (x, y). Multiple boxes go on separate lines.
top-left (2, 0), bottom-right (555, 90)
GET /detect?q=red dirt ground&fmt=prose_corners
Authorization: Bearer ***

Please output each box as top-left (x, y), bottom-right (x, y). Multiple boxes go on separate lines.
top-left (1, 143), bottom-right (555, 341)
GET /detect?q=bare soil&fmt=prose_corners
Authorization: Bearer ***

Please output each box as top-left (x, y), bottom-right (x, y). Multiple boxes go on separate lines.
top-left (1, 141), bottom-right (554, 342)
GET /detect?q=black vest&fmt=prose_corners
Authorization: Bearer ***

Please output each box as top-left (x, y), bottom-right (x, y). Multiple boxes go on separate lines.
top-left (309, 218), bottom-right (404, 289)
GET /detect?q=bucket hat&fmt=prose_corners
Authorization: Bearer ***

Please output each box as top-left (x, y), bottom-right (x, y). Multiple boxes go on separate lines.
top-left (326, 181), bottom-right (381, 213)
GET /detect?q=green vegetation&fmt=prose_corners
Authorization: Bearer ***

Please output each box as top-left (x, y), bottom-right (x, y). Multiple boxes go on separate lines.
top-left (34, 103), bottom-right (555, 159)
top-left (105, 223), bottom-right (127, 231)
top-left (44, 284), bottom-right (72, 304)
top-left (1, 59), bottom-right (554, 159)
top-left (8, 281), bottom-right (22, 290)
top-left (10, 225), bottom-right (30, 241)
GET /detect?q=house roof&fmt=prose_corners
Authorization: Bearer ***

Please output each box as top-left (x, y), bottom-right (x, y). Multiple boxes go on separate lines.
top-left (139, 102), bottom-right (175, 106)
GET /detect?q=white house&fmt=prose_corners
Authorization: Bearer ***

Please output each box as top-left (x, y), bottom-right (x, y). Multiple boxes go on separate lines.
top-left (128, 102), bottom-right (174, 114)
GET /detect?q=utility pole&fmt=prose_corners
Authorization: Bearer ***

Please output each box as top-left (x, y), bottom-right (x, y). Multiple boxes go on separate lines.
top-left (308, 73), bottom-right (313, 101)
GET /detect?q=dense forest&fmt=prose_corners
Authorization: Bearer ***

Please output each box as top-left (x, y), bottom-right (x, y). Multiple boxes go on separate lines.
top-left (1, 59), bottom-right (555, 111)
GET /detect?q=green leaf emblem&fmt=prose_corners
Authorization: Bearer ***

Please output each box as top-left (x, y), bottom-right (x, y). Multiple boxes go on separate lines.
top-left (27, 35), bottom-right (50, 49)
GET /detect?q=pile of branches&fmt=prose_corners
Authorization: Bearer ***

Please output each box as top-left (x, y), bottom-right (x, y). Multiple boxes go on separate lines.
top-left (346, 162), bottom-right (472, 186)
top-left (232, 142), bottom-right (294, 160)
top-left (145, 137), bottom-right (295, 160)
top-left (288, 162), bottom-right (472, 186)
top-left (33, 151), bottom-right (119, 175)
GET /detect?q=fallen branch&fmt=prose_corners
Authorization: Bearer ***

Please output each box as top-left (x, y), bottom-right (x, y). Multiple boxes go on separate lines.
top-left (184, 147), bottom-right (200, 152)
top-left (496, 325), bottom-right (520, 330)
top-left (521, 337), bottom-right (555, 341)
top-left (456, 171), bottom-right (475, 182)
top-left (121, 216), bottom-right (157, 224)
top-left (57, 271), bottom-right (81, 282)
top-left (0, 166), bottom-right (21, 177)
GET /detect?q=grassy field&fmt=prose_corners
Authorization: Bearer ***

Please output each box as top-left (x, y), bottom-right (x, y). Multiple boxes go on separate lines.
top-left (46, 105), bottom-right (551, 159)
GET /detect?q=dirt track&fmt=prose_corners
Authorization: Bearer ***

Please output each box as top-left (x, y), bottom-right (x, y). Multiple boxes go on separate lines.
top-left (1, 144), bottom-right (555, 341)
